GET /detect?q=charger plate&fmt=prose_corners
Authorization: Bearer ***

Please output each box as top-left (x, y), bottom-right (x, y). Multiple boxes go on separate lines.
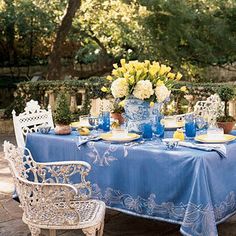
top-left (100, 133), bottom-right (140, 142)
top-left (195, 134), bottom-right (236, 143)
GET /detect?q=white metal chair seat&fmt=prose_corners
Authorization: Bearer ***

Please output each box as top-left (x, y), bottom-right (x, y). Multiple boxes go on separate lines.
top-left (12, 100), bottom-right (54, 147)
top-left (22, 198), bottom-right (105, 230)
top-left (4, 141), bottom-right (106, 236)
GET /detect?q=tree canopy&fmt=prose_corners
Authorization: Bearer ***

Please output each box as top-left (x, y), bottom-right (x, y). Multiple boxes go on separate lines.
top-left (0, 0), bottom-right (235, 81)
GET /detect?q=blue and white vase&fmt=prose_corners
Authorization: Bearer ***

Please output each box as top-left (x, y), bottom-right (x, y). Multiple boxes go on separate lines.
top-left (124, 97), bottom-right (161, 133)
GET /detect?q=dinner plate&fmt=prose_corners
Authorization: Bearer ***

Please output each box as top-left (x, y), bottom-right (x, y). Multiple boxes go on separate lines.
top-left (70, 121), bottom-right (92, 129)
top-left (195, 134), bottom-right (236, 143)
top-left (164, 121), bottom-right (184, 130)
top-left (100, 133), bottom-right (140, 142)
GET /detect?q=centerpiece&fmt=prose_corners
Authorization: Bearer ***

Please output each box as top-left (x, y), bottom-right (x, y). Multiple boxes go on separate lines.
top-left (102, 59), bottom-right (185, 132)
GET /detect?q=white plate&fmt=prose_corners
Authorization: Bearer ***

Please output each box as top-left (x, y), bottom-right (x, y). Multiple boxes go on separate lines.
top-left (195, 134), bottom-right (236, 143)
top-left (100, 133), bottom-right (140, 142)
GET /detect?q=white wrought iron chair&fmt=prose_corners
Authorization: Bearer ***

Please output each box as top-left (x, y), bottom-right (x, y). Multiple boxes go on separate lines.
top-left (194, 93), bottom-right (224, 124)
top-left (12, 100), bottom-right (54, 147)
top-left (3, 141), bottom-right (106, 236)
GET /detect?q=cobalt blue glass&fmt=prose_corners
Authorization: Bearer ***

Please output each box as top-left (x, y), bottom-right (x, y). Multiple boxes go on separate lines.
top-left (185, 121), bottom-right (196, 139)
top-left (102, 111), bottom-right (110, 132)
top-left (143, 123), bottom-right (153, 139)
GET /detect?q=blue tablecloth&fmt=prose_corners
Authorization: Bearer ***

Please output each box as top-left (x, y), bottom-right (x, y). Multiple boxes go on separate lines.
top-left (25, 131), bottom-right (236, 236)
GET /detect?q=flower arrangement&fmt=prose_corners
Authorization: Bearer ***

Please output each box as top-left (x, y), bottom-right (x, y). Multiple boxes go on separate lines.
top-left (101, 59), bottom-right (186, 106)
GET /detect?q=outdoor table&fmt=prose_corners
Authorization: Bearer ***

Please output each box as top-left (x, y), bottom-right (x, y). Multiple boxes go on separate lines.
top-left (25, 131), bottom-right (236, 236)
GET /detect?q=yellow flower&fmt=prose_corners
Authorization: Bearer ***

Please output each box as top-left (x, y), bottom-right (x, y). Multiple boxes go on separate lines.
top-left (176, 72), bottom-right (183, 80)
top-left (101, 86), bottom-right (108, 92)
top-left (159, 64), bottom-right (171, 76)
top-left (113, 63), bottom-right (118, 69)
top-left (120, 59), bottom-right (126, 66)
top-left (150, 101), bottom-right (155, 107)
top-left (106, 75), bottom-right (113, 81)
top-left (136, 69), bottom-right (143, 79)
top-left (149, 64), bottom-right (159, 77)
top-left (112, 69), bottom-right (119, 76)
top-left (128, 76), bottom-right (135, 85)
top-left (167, 72), bottom-right (175, 80)
top-left (144, 60), bottom-right (150, 66)
top-left (180, 86), bottom-right (187, 92)
top-left (156, 80), bottom-right (164, 86)
top-left (119, 100), bottom-right (126, 107)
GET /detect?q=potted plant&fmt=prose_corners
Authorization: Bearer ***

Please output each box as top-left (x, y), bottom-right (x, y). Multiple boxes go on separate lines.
top-left (217, 86), bottom-right (235, 134)
top-left (111, 99), bottom-right (125, 124)
top-left (54, 93), bottom-right (72, 135)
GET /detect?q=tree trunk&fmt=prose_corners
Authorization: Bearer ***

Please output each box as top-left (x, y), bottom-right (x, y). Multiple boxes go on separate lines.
top-left (47, 0), bottom-right (81, 80)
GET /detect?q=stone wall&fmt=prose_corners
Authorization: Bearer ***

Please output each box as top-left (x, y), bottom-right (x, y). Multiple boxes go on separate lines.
top-left (206, 63), bottom-right (236, 82)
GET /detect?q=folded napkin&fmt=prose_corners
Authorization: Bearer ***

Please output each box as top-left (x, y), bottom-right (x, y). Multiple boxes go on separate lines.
top-left (179, 141), bottom-right (227, 158)
top-left (76, 135), bottom-right (101, 148)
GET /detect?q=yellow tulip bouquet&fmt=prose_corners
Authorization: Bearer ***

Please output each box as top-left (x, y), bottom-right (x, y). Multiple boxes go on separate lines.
top-left (102, 59), bottom-right (186, 106)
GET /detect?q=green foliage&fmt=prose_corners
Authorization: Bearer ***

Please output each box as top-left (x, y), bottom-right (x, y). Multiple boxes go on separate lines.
top-left (217, 86), bottom-right (235, 102)
top-left (54, 93), bottom-right (71, 125)
top-left (217, 85), bottom-right (235, 118)
top-left (1, 0), bottom-right (236, 84)
top-left (4, 77), bottom-right (110, 119)
top-left (138, 0), bottom-right (236, 81)
top-left (75, 43), bottom-right (101, 64)
top-left (217, 116), bottom-right (235, 122)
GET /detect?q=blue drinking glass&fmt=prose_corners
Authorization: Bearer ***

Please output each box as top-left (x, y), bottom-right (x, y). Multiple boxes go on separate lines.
top-left (102, 111), bottom-right (110, 132)
top-left (185, 121), bottom-right (196, 139)
top-left (195, 116), bottom-right (207, 134)
top-left (143, 123), bottom-right (153, 139)
top-left (152, 115), bottom-right (165, 139)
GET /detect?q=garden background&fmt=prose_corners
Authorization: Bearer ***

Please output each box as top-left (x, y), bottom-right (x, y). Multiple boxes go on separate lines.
top-left (1, 0), bottom-right (236, 129)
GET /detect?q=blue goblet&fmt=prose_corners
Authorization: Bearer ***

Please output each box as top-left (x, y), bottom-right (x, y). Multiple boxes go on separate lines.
top-left (185, 115), bottom-right (196, 139)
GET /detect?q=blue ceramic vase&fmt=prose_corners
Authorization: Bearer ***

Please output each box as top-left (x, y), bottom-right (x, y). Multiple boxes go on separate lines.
top-left (124, 97), bottom-right (161, 133)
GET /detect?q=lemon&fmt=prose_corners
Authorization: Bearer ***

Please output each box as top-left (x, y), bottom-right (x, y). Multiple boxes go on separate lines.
top-left (78, 127), bottom-right (90, 136)
top-left (173, 129), bottom-right (185, 141)
top-left (111, 121), bottom-right (120, 129)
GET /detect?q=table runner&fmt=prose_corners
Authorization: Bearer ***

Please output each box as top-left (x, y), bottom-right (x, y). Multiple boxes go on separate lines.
top-left (25, 131), bottom-right (236, 236)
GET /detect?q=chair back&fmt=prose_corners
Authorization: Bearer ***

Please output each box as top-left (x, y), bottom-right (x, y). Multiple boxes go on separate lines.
top-left (194, 94), bottom-right (224, 123)
top-left (3, 141), bottom-right (41, 182)
top-left (12, 100), bottom-right (54, 147)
